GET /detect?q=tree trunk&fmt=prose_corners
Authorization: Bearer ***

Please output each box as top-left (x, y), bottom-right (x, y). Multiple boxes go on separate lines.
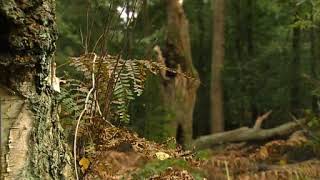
top-left (160, 0), bottom-right (199, 147)
top-left (211, 0), bottom-right (225, 133)
top-left (0, 0), bottom-right (73, 179)
top-left (234, 0), bottom-right (246, 126)
top-left (310, 12), bottom-right (319, 116)
top-left (142, 0), bottom-right (150, 37)
top-left (192, 0), bottom-right (211, 137)
top-left (246, 0), bottom-right (259, 123)
top-left (290, 14), bottom-right (302, 117)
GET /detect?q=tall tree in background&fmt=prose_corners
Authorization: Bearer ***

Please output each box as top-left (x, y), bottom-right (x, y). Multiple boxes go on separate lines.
top-left (310, 9), bottom-right (319, 116)
top-left (246, 0), bottom-right (259, 123)
top-left (141, 0), bottom-right (151, 37)
top-left (234, 0), bottom-right (245, 125)
top-left (211, 0), bottom-right (225, 133)
top-left (290, 12), bottom-right (302, 116)
top-left (160, 0), bottom-right (199, 146)
top-left (0, 0), bottom-right (72, 179)
top-left (185, 0), bottom-right (212, 137)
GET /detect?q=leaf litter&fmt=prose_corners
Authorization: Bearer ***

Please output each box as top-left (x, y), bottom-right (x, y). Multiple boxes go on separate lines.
top-left (81, 123), bottom-right (320, 180)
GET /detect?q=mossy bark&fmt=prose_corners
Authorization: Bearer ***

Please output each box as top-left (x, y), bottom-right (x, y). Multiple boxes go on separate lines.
top-left (0, 0), bottom-right (73, 179)
top-left (161, 0), bottom-right (199, 147)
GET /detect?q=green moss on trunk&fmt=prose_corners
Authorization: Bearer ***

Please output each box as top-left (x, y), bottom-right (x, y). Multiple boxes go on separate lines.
top-left (0, 0), bottom-right (73, 179)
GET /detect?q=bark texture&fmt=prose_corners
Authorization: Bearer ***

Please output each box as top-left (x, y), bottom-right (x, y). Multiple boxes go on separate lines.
top-left (0, 0), bottom-right (72, 179)
top-left (193, 116), bottom-right (306, 150)
top-left (211, 0), bottom-right (225, 133)
top-left (161, 0), bottom-right (199, 147)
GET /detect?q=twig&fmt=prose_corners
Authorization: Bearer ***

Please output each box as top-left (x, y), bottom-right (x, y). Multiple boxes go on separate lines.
top-left (224, 161), bottom-right (231, 180)
top-left (89, 91), bottom-right (97, 123)
top-left (74, 53), bottom-right (97, 180)
top-left (102, 0), bottom-right (140, 117)
top-left (253, 111), bottom-right (272, 130)
top-left (95, 98), bottom-right (114, 127)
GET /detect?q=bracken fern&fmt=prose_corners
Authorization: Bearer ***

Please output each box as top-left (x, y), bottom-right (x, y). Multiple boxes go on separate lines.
top-left (59, 52), bottom-right (176, 123)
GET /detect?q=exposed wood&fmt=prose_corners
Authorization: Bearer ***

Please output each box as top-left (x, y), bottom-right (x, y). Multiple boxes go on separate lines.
top-left (253, 111), bottom-right (272, 129)
top-left (160, 0), bottom-right (199, 147)
top-left (0, 88), bottom-right (29, 178)
top-left (193, 113), bottom-right (307, 150)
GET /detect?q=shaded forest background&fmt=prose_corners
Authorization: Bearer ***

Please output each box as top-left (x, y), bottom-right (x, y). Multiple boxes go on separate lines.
top-left (55, 0), bottom-right (320, 142)
top-left (1, 0), bottom-right (320, 179)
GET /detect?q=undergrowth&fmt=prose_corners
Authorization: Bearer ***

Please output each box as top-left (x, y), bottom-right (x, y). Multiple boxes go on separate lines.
top-left (58, 53), bottom-right (177, 124)
top-left (131, 159), bottom-right (206, 180)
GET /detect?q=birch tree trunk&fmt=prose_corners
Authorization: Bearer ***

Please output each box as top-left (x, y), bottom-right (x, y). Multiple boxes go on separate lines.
top-left (0, 0), bottom-right (73, 179)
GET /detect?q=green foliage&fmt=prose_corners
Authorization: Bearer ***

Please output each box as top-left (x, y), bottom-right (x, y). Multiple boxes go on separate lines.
top-left (305, 110), bottom-right (320, 149)
top-left (131, 159), bottom-right (205, 180)
top-left (57, 80), bottom-right (88, 119)
top-left (129, 76), bottom-right (174, 142)
top-left (56, 0), bottom-right (320, 140)
top-left (305, 110), bottom-right (320, 129)
top-left (194, 149), bottom-right (212, 161)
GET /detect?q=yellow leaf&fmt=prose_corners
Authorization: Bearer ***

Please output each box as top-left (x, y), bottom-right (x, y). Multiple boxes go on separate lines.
top-left (79, 157), bottom-right (90, 173)
top-left (155, 152), bottom-right (170, 160)
top-left (279, 159), bottom-right (287, 166)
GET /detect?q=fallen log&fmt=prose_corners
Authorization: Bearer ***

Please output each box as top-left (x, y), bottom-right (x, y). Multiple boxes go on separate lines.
top-left (192, 111), bottom-right (307, 150)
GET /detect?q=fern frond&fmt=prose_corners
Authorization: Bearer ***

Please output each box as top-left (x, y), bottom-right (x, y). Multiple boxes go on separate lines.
top-left (67, 53), bottom-right (186, 123)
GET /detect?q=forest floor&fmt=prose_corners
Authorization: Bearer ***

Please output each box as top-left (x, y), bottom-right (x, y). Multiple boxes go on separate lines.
top-left (80, 125), bottom-right (320, 180)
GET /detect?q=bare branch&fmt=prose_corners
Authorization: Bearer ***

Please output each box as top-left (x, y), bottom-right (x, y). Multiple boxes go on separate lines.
top-left (253, 111), bottom-right (272, 130)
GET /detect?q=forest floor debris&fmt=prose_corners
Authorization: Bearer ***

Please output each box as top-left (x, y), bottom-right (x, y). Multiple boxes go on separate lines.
top-left (82, 126), bottom-right (320, 180)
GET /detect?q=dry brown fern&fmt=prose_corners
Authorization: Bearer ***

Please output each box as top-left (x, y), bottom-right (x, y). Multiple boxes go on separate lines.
top-left (237, 160), bottom-right (320, 180)
top-left (68, 52), bottom-right (195, 123)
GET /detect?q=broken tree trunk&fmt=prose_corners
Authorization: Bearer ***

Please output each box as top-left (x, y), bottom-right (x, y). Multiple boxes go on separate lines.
top-left (192, 111), bottom-right (307, 150)
top-left (159, 0), bottom-right (199, 147)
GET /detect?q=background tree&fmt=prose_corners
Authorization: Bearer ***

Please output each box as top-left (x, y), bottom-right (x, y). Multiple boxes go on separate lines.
top-left (290, 10), bottom-right (302, 117)
top-left (309, 3), bottom-right (320, 116)
top-left (184, 0), bottom-right (212, 138)
top-left (211, 0), bottom-right (225, 133)
top-left (53, 0), bottom-right (320, 144)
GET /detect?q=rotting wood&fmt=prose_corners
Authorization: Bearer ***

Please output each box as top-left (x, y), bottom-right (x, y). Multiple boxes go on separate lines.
top-left (193, 112), bottom-right (307, 150)
top-left (159, 0), bottom-right (200, 147)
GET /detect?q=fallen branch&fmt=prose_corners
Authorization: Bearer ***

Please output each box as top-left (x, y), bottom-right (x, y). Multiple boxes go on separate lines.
top-left (253, 111), bottom-right (272, 129)
top-left (192, 112), bottom-right (307, 150)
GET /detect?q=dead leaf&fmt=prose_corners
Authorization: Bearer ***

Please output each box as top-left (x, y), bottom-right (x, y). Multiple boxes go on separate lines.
top-left (155, 152), bottom-right (171, 160)
top-left (79, 157), bottom-right (91, 173)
